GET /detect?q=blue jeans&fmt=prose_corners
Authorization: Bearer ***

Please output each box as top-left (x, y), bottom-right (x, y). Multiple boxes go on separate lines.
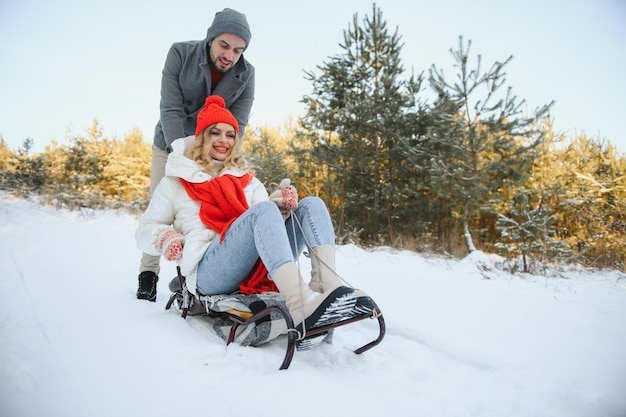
top-left (196, 197), bottom-right (335, 295)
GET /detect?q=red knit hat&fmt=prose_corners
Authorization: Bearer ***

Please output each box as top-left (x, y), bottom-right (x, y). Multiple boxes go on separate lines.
top-left (195, 96), bottom-right (239, 136)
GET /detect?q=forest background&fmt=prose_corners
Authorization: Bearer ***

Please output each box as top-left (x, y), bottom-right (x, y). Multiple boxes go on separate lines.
top-left (1, 5), bottom-right (624, 273)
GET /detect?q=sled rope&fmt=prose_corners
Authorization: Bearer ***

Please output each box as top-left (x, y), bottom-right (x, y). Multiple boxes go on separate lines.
top-left (287, 209), bottom-right (308, 340)
top-left (285, 208), bottom-right (356, 341)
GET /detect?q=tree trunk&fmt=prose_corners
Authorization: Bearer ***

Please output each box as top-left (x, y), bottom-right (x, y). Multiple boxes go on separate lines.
top-left (463, 196), bottom-right (476, 253)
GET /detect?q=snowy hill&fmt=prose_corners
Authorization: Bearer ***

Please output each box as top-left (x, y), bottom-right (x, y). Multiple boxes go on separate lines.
top-left (1, 192), bottom-right (625, 417)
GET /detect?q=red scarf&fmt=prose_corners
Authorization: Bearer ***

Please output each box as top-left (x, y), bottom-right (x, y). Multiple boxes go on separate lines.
top-left (180, 174), bottom-right (279, 294)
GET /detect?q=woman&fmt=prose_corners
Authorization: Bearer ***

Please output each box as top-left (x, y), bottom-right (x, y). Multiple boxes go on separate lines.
top-left (136, 96), bottom-right (367, 336)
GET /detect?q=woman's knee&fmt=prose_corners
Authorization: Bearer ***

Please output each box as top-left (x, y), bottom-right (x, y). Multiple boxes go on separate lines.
top-left (250, 200), bottom-right (284, 221)
top-left (299, 196), bottom-right (327, 212)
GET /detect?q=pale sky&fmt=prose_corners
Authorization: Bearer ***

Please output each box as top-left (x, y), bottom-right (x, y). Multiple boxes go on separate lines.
top-left (1, 0), bottom-right (625, 154)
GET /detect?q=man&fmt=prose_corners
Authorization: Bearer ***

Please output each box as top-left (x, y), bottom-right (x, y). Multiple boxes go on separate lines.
top-left (137, 8), bottom-right (255, 301)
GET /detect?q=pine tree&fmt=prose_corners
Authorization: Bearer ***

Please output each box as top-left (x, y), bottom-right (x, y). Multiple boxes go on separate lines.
top-left (243, 125), bottom-right (292, 187)
top-left (424, 36), bottom-right (553, 253)
top-left (58, 120), bottom-right (108, 208)
top-left (495, 189), bottom-right (569, 273)
top-left (299, 3), bottom-right (423, 243)
top-left (555, 134), bottom-right (626, 269)
top-left (0, 138), bottom-right (13, 171)
top-left (5, 138), bottom-right (46, 195)
top-left (100, 127), bottom-right (151, 208)
top-left (0, 138), bottom-right (16, 189)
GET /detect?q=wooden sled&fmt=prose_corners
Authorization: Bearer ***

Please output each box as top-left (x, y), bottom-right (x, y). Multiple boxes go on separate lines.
top-left (165, 267), bottom-right (385, 370)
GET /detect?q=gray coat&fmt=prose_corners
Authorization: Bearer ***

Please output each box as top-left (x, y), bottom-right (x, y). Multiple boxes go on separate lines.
top-left (153, 38), bottom-right (255, 152)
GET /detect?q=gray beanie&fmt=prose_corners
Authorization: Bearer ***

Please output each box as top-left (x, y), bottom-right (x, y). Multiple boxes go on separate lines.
top-left (206, 8), bottom-right (251, 50)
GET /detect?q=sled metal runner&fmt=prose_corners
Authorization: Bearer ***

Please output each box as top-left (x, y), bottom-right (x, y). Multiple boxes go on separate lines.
top-left (165, 268), bottom-right (385, 370)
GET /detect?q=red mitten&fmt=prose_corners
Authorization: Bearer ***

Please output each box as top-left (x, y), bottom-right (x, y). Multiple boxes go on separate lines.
top-left (269, 178), bottom-right (298, 210)
top-left (157, 229), bottom-right (184, 262)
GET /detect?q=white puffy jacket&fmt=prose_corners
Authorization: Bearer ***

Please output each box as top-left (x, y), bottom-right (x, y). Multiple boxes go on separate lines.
top-left (135, 135), bottom-right (268, 294)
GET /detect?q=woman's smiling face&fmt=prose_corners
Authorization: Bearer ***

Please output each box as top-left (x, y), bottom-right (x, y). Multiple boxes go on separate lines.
top-left (202, 122), bottom-right (237, 161)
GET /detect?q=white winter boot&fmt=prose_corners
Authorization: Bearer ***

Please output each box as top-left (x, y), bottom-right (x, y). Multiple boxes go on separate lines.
top-left (271, 262), bottom-right (356, 332)
top-left (309, 245), bottom-right (379, 315)
top-left (308, 244), bottom-right (344, 293)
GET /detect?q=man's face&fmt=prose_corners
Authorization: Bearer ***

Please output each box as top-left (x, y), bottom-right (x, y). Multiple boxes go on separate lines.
top-left (208, 33), bottom-right (246, 73)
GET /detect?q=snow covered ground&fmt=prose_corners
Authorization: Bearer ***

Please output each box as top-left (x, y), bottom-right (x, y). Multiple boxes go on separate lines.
top-left (1, 192), bottom-right (625, 417)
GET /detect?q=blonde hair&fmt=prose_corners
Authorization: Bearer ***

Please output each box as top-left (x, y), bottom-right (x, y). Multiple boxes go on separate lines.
top-left (185, 124), bottom-right (252, 175)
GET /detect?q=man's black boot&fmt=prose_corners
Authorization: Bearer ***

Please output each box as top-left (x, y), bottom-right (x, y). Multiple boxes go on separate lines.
top-left (137, 271), bottom-right (158, 302)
